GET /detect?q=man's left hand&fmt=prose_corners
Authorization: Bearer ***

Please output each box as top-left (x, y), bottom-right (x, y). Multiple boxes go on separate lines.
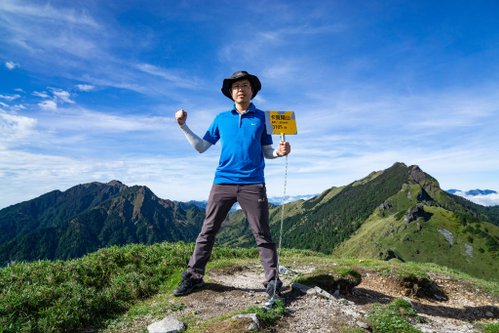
top-left (278, 141), bottom-right (291, 156)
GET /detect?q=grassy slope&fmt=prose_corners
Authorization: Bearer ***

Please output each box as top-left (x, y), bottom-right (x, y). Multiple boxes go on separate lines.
top-left (333, 203), bottom-right (499, 282)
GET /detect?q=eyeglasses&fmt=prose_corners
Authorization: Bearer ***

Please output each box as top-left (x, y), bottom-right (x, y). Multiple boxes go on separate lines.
top-left (232, 83), bottom-right (251, 91)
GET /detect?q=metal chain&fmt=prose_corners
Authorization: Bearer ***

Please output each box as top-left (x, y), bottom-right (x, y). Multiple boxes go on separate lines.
top-left (271, 149), bottom-right (288, 301)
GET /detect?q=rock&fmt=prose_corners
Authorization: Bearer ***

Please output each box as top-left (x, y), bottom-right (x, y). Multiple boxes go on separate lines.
top-left (291, 282), bottom-right (313, 293)
top-left (147, 316), bottom-right (185, 333)
top-left (464, 243), bottom-right (473, 257)
top-left (233, 313), bottom-right (260, 331)
top-left (438, 229), bottom-right (454, 245)
top-left (311, 286), bottom-right (336, 300)
top-left (356, 320), bottom-right (369, 329)
top-left (404, 203), bottom-right (432, 224)
top-left (279, 266), bottom-right (289, 274)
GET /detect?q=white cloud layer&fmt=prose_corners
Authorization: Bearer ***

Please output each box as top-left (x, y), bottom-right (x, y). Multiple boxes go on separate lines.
top-left (450, 191), bottom-right (499, 207)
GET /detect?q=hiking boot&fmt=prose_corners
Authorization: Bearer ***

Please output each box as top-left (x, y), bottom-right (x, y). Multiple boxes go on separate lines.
top-left (265, 279), bottom-right (283, 298)
top-left (173, 272), bottom-right (204, 296)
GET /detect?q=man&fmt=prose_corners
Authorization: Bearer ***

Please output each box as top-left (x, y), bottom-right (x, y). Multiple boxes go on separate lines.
top-left (173, 70), bottom-right (291, 298)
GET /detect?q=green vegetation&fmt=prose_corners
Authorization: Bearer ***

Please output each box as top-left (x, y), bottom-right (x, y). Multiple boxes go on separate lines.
top-left (483, 322), bottom-right (499, 333)
top-left (0, 242), bottom-right (259, 333)
top-left (245, 299), bottom-right (286, 326)
top-left (367, 298), bottom-right (422, 333)
top-left (334, 202), bottom-right (499, 281)
top-left (219, 162), bottom-right (410, 254)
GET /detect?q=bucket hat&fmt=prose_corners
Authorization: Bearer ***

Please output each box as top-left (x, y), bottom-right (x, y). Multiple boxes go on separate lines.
top-left (221, 70), bottom-right (261, 100)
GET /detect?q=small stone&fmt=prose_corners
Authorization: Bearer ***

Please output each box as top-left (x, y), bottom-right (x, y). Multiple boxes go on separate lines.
top-left (486, 311), bottom-right (494, 317)
top-left (356, 320), bottom-right (369, 329)
top-left (147, 315), bottom-right (185, 333)
top-left (233, 313), bottom-right (260, 330)
top-left (279, 266), bottom-right (289, 274)
top-left (291, 282), bottom-right (312, 293)
top-left (402, 296), bottom-right (413, 305)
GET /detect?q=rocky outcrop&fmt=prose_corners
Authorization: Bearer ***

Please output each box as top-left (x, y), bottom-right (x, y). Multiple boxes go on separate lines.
top-left (404, 203), bottom-right (432, 224)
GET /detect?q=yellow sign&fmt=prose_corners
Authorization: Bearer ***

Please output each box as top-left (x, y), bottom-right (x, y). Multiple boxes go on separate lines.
top-left (265, 111), bottom-right (297, 135)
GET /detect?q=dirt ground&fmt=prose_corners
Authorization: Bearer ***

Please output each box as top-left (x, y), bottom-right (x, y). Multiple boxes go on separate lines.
top-left (173, 263), bottom-right (498, 333)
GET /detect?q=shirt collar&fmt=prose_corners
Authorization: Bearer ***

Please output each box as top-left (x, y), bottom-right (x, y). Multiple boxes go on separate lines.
top-left (230, 103), bottom-right (256, 115)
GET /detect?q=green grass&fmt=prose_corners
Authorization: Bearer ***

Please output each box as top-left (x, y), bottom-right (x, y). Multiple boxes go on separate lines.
top-left (483, 322), bottom-right (499, 333)
top-left (367, 298), bottom-right (422, 333)
top-left (244, 299), bottom-right (286, 326)
top-left (333, 202), bottom-right (499, 282)
top-left (0, 242), bottom-right (260, 333)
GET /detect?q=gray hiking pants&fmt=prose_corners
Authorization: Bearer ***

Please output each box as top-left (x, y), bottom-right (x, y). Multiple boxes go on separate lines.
top-left (187, 184), bottom-right (278, 285)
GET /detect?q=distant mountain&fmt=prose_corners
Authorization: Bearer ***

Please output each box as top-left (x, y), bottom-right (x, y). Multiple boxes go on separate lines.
top-left (0, 181), bottom-right (204, 265)
top-left (189, 194), bottom-right (318, 212)
top-left (217, 162), bottom-right (499, 281)
top-left (268, 194), bottom-right (318, 206)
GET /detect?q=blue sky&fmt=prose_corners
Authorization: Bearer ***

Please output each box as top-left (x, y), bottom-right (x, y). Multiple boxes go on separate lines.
top-left (1, 0), bottom-right (499, 209)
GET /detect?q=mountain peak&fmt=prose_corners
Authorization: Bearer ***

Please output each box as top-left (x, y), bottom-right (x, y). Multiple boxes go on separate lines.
top-left (107, 180), bottom-right (124, 187)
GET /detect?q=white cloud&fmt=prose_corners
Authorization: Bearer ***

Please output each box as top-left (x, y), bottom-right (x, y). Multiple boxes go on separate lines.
top-left (0, 94), bottom-right (21, 101)
top-left (451, 191), bottom-right (499, 207)
top-left (76, 84), bottom-right (95, 92)
top-left (33, 91), bottom-right (49, 98)
top-left (5, 61), bottom-right (18, 70)
top-left (38, 100), bottom-right (57, 111)
top-left (10, 104), bottom-right (26, 112)
top-left (135, 64), bottom-right (202, 89)
top-left (0, 149), bottom-right (217, 209)
top-left (38, 106), bottom-right (175, 134)
top-left (0, 0), bottom-right (99, 28)
top-left (52, 89), bottom-right (75, 104)
top-left (0, 111), bottom-right (37, 148)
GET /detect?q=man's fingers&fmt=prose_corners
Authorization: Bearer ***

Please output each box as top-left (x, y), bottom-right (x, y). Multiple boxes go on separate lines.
top-left (175, 109), bottom-right (187, 125)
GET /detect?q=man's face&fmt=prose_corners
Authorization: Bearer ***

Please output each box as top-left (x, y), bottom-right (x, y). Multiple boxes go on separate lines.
top-left (231, 79), bottom-right (253, 104)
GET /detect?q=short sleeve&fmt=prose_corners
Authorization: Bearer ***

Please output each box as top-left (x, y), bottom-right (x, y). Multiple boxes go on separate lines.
top-left (202, 115), bottom-right (220, 145)
top-left (261, 131), bottom-right (273, 146)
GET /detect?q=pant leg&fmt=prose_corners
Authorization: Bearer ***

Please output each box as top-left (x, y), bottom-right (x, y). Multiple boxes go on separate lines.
top-left (237, 184), bottom-right (278, 285)
top-left (187, 184), bottom-right (237, 279)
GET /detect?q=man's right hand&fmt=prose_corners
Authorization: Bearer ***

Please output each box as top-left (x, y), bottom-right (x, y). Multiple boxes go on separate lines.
top-left (175, 109), bottom-right (187, 126)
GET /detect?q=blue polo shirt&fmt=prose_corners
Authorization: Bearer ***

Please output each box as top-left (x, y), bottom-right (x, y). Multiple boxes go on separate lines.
top-left (203, 103), bottom-right (273, 184)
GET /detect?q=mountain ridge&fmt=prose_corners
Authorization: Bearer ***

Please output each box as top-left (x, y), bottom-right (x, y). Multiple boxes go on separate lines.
top-left (1, 162), bottom-right (498, 282)
top-left (216, 162), bottom-right (499, 281)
